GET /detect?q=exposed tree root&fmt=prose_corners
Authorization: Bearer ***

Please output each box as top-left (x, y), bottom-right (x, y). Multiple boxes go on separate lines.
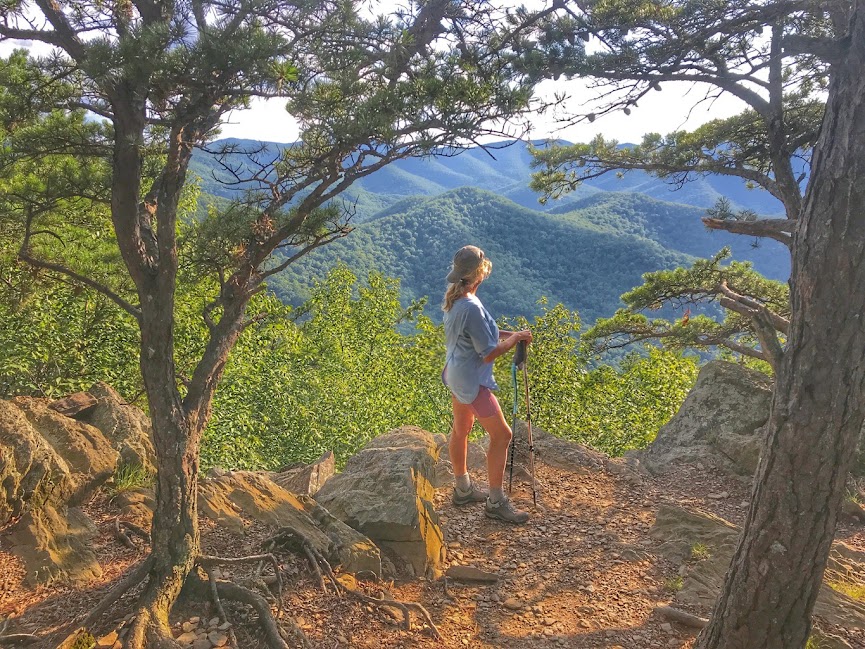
top-left (0, 617), bottom-right (39, 646)
top-left (185, 570), bottom-right (309, 649)
top-left (123, 605), bottom-right (182, 649)
top-left (197, 554), bottom-right (282, 602)
top-left (0, 634), bottom-right (40, 646)
top-left (203, 567), bottom-right (239, 649)
top-left (114, 517), bottom-right (151, 550)
top-left (267, 529), bottom-right (442, 640)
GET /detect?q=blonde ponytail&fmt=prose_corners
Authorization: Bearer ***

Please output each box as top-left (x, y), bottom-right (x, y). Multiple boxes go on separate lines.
top-left (442, 259), bottom-right (492, 312)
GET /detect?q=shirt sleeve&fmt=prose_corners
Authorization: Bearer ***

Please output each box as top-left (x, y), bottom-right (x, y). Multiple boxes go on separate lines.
top-left (465, 304), bottom-right (498, 359)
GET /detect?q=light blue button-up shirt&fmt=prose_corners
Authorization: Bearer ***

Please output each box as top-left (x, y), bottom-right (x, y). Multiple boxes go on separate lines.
top-left (443, 294), bottom-right (500, 404)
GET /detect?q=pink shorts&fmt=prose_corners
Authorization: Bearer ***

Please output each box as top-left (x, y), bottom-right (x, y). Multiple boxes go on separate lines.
top-left (453, 386), bottom-right (499, 419)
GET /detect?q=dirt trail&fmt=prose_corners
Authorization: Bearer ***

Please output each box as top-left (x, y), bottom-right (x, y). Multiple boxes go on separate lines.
top-left (2, 454), bottom-right (864, 648)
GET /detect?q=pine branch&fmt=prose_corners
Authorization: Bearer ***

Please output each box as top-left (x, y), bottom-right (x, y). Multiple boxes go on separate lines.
top-left (702, 217), bottom-right (795, 247)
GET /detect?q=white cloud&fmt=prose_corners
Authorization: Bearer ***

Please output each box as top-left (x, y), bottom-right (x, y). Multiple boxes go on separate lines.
top-left (217, 97), bottom-right (300, 144)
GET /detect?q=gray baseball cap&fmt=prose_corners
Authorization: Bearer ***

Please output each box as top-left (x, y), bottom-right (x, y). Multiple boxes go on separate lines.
top-left (446, 245), bottom-right (485, 283)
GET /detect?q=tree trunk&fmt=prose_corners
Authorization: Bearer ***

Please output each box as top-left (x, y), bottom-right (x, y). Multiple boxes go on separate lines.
top-left (695, 3), bottom-right (865, 648)
top-left (124, 284), bottom-right (201, 647)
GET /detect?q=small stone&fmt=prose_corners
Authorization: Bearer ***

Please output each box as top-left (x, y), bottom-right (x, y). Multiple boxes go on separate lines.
top-left (217, 622), bottom-right (232, 631)
top-left (543, 628), bottom-right (555, 636)
top-left (207, 617), bottom-right (220, 628)
top-left (189, 616), bottom-right (201, 625)
top-left (544, 617), bottom-right (555, 626)
top-left (446, 565), bottom-right (500, 583)
top-left (192, 639), bottom-right (212, 649)
top-left (176, 632), bottom-right (197, 645)
top-left (579, 620), bottom-right (591, 629)
top-left (336, 635), bottom-right (348, 644)
top-left (503, 597), bottom-right (523, 610)
top-left (660, 623), bottom-right (673, 633)
top-left (208, 631), bottom-right (228, 647)
top-left (182, 622), bottom-right (196, 633)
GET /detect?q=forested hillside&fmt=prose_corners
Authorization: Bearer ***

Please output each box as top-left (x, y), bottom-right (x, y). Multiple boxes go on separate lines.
top-left (265, 187), bottom-right (788, 323)
top-left (267, 187), bottom-right (692, 323)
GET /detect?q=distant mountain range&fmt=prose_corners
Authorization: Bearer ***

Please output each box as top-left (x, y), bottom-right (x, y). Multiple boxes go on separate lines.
top-left (190, 139), bottom-right (790, 323)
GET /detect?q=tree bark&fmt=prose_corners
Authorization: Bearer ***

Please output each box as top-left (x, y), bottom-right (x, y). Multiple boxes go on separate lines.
top-left (695, 2), bottom-right (865, 648)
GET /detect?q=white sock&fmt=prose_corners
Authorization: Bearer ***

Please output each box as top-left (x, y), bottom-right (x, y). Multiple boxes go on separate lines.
top-left (489, 487), bottom-right (505, 503)
top-left (455, 473), bottom-right (471, 492)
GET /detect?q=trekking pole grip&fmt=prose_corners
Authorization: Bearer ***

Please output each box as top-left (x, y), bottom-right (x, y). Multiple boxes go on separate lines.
top-left (513, 339), bottom-right (527, 369)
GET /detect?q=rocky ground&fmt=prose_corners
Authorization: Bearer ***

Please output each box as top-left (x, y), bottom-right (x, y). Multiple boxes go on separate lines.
top-left (2, 364), bottom-right (865, 648)
top-left (2, 444), bottom-right (864, 649)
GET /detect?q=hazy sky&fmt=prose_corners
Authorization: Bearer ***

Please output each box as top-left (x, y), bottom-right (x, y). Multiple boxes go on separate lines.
top-left (218, 79), bottom-right (748, 145)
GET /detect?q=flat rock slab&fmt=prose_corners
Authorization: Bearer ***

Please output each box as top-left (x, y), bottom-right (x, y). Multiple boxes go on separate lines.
top-left (446, 564), bottom-right (500, 583)
top-left (270, 450), bottom-right (335, 496)
top-left (315, 426), bottom-right (443, 578)
top-left (651, 504), bottom-right (865, 628)
top-left (49, 392), bottom-right (98, 418)
top-left (198, 471), bottom-right (380, 576)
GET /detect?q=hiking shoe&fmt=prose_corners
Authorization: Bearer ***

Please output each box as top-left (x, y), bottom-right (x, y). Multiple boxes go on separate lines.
top-left (452, 482), bottom-right (489, 506)
top-left (485, 497), bottom-right (529, 524)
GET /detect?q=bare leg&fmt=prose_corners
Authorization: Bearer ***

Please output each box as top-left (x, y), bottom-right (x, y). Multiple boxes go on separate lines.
top-left (477, 396), bottom-right (511, 490)
top-left (449, 396), bottom-right (475, 477)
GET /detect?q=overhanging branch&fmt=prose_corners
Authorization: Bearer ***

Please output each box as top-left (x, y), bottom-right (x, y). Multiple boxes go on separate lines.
top-left (18, 250), bottom-right (142, 321)
top-left (702, 216), bottom-right (795, 247)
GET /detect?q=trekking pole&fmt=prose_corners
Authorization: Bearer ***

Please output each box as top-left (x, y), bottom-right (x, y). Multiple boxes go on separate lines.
top-left (507, 345), bottom-right (522, 494)
top-left (520, 342), bottom-right (537, 506)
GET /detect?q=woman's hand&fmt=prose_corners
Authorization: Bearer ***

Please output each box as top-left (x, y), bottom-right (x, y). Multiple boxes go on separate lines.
top-left (484, 329), bottom-right (532, 364)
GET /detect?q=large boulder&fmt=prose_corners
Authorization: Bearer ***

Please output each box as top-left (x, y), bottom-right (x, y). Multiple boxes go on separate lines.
top-left (315, 427), bottom-right (444, 578)
top-left (630, 360), bottom-right (773, 476)
top-left (199, 471), bottom-right (380, 576)
top-left (9, 504), bottom-right (102, 585)
top-left (651, 504), bottom-right (865, 628)
top-left (12, 397), bottom-right (119, 497)
top-left (0, 400), bottom-right (73, 525)
top-left (80, 382), bottom-right (157, 475)
top-left (0, 398), bottom-right (119, 525)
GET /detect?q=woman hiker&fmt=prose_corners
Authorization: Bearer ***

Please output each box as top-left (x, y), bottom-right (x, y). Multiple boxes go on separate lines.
top-left (442, 245), bottom-right (532, 524)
